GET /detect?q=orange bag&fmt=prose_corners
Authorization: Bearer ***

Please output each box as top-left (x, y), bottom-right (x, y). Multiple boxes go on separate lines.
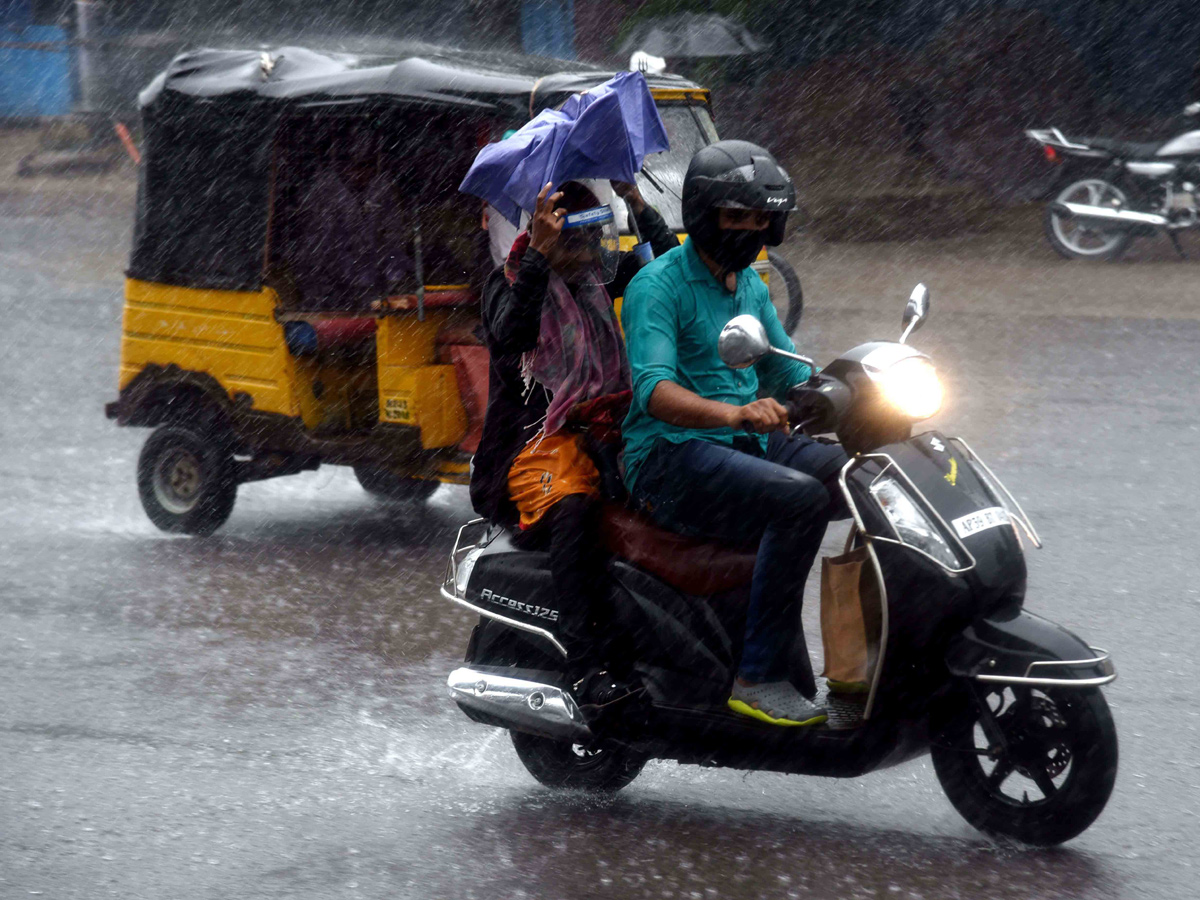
top-left (507, 432), bottom-right (600, 530)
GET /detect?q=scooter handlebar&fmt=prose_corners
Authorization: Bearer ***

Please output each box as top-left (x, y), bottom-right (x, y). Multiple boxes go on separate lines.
top-left (736, 402), bottom-right (809, 436)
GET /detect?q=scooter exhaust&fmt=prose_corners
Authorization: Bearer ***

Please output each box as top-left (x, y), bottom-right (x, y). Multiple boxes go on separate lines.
top-left (447, 666), bottom-right (592, 743)
top-left (1052, 201), bottom-right (1168, 228)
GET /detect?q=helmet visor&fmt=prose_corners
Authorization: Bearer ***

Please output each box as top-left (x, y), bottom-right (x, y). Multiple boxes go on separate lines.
top-left (557, 205), bottom-right (619, 285)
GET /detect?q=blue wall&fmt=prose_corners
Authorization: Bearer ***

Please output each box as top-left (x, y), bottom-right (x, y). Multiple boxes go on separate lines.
top-left (521, 0), bottom-right (575, 60)
top-left (0, 23), bottom-right (74, 117)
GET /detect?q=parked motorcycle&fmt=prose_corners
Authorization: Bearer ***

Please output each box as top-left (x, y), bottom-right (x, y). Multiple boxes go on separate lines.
top-left (1028, 103), bottom-right (1200, 260)
top-left (439, 286), bottom-right (1118, 846)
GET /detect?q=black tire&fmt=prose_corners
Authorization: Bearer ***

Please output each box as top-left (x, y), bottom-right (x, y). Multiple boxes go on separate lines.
top-left (510, 730), bottom-right (646, 792)
top-left (353, 465), bottom-right (439, 503)
top-left (1043, 177), bottom-right (1134, 261)
top-left (137, 425), bottom-right (236, 536)
top-left (932, 685), bottom-right (1118, 846)
top-left (765, 250), bottom-right (804, 335)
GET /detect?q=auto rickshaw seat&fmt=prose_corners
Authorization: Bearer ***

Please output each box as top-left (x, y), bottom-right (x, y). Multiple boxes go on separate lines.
top-left (599, 504), bottom-right (757, 597)
top-left (314, 317), bottom-right (377, 347)
top-left (386, 288), bottom-right (479, 313)
top-left (283, 315), bottom-right (377, 359)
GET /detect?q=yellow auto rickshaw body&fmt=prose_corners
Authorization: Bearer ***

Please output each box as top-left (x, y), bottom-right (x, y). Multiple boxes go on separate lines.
top-left (109, 46), bottom-right (750, 533)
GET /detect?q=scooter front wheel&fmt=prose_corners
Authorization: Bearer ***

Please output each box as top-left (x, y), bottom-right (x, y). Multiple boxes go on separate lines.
top-left (932, 685), bottom-right (1117, 846)
top-left (510, 730), bottom-right (646, 792)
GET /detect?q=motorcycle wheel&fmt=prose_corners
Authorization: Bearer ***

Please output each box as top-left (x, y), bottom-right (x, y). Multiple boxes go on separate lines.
top-left (510, 730), bottom-right (646, 792)
top-left (932, 685), bottom-right (1117, 846)
top-left (1044, 178), bottom-right (1133, 261)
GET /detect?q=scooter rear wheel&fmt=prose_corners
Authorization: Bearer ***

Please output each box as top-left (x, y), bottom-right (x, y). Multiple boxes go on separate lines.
top-left (510, 730), bottom-right (645, 792)
top-left (932, 685), bottom-right (1117, 846)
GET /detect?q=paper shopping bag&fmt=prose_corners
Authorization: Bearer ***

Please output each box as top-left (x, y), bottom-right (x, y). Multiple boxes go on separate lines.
top-left (819, 547), bottom-right (882, 691)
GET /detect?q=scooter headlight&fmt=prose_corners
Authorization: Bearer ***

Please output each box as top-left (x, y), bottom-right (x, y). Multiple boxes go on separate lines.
top-left (877, 357), bottom-right (943, 420)
top-left (869, 476), bottom-right (961, 569)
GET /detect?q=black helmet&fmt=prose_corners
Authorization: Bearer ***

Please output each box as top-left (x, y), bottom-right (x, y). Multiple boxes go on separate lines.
top-left (682, 140), bottom-right (795, 275)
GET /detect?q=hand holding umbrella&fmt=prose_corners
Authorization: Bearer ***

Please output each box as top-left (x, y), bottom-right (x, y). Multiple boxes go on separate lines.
top-left (611, 180), bottom-right (646, 215)
top-left (529, 182), bottom-right (566, 259)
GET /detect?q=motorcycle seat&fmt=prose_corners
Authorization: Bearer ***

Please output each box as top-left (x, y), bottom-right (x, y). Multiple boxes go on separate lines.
top-left (1078, 135), bottom-right (1168, 159)
top-left (599, 504), bottom-right (757, 596)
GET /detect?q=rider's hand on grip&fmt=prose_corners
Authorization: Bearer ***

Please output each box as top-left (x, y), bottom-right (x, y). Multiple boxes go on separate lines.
top-left (729, 398), bottom-right (789, 434)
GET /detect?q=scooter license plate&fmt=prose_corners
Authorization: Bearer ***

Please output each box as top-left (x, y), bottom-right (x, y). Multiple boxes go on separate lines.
top-left (951, 506), bottom-right (1010, 539)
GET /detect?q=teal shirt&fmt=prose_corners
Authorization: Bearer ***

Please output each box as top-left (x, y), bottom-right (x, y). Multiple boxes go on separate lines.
top-left (621, 238), bottom-right (812, 492)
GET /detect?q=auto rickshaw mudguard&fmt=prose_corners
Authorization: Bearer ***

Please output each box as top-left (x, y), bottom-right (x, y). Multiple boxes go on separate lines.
top-left (945, 609), bottom-right (1115, 686)
top-left (105, 363), bottom-right (235, 429)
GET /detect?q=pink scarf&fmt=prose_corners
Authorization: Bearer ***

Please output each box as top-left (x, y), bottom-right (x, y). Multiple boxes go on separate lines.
top-left (505, 231), bottom-right (630, 435)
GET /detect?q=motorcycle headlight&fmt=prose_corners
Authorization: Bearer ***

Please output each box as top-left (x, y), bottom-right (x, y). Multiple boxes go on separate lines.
top-left (876, 357), bottom-right (943, 420)
top-left (869, 476), bottom-right (962, 569)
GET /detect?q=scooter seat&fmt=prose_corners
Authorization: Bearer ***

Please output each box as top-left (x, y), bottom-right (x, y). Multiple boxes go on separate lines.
top-left (599, 504), bottom-right (757, 596)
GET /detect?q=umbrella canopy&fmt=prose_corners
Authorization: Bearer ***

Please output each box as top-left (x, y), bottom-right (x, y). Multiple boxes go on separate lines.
top-left (459, 71), bottom-right (670, 227)
top-left (617, 13), bottom-right (766, 59)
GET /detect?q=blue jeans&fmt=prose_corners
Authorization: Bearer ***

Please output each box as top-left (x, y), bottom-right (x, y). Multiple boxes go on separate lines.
top-left (631, 433), bottom-right (849, 689)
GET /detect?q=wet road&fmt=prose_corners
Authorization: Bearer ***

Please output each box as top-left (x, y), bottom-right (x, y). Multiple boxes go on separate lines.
top-left (3, 190), bottom-right (1199, 899)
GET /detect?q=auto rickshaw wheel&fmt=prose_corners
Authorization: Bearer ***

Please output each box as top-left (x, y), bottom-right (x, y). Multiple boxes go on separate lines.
top-left (137, 425), bottom-right (237, 536)
top-left (353, 465), bottom-right (439, 503)
top-left (766, 250), bottom-right (803, 336)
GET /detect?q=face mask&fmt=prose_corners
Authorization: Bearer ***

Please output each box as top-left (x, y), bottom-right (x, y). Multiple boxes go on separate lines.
top-left (710, 228), bottom-right (765, 275)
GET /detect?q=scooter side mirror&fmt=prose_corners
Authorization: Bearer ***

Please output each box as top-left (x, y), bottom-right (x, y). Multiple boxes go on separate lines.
top-left (718, 315), bottom-right (772, 368)
top-left (719, 314), bottom-right (819, 371)
top-left (900, 283), bottom-right (930, 344)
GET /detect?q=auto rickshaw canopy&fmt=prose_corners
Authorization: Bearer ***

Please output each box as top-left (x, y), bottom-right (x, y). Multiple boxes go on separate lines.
top-left (129, 44), bottom-right (707, 293)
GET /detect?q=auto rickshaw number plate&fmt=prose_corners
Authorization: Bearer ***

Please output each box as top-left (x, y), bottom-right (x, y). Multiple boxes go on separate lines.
top-left (384, 395), bottom-right (414, 423)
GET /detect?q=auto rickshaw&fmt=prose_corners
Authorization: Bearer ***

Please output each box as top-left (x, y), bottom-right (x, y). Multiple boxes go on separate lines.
top-left (106, 45), bottom-right (802, 535)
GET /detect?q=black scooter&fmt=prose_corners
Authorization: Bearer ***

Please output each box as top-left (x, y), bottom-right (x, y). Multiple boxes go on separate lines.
top-left (439, 286), bottom-right (1118, 846)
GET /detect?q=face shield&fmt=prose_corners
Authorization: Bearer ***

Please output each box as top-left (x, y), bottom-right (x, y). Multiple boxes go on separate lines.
top-left (557, 204), bottom-right (619, 285)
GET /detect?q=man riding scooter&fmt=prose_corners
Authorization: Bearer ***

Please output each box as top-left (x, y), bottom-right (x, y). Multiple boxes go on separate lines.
top-left (621, 140), bottom-right (849, 727)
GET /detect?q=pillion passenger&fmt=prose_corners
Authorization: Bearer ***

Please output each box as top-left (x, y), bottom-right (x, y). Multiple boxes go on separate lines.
top-left (470, 178), bottom-right (677, 683)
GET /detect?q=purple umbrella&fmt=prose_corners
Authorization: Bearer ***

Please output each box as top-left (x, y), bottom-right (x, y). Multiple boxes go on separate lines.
top-left (459, 71), bottom-right (670, 226)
